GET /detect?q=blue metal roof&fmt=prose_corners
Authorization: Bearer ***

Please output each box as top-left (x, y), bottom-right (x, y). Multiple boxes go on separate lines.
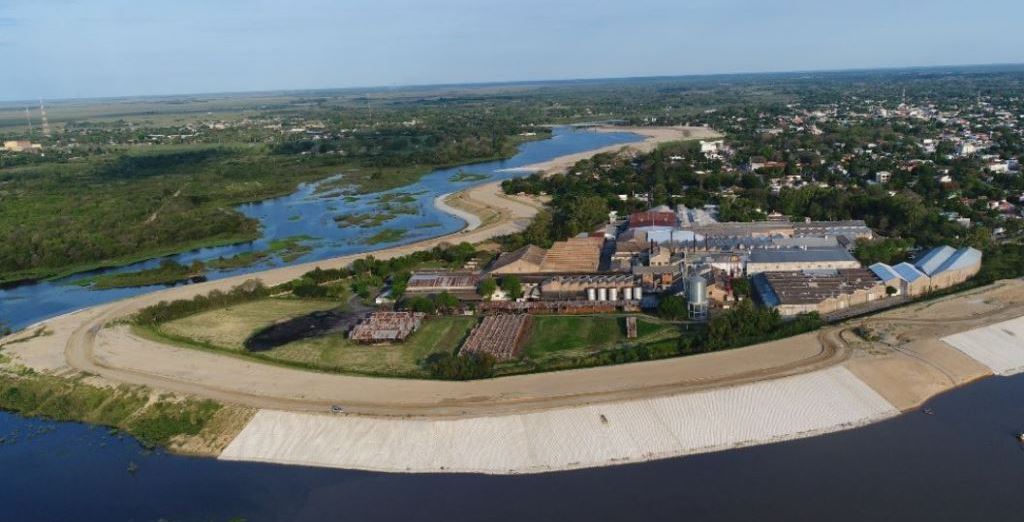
top-left (935, 247), bottom-right (983, 274)
top-left (751, 273), bottom-right (781, 307)
top-left (893, 262), bottom-right (928, 283)
top-left (869, 263), bottom-right (900, 282)
top-left (914, 246), bottom-right (956, 276)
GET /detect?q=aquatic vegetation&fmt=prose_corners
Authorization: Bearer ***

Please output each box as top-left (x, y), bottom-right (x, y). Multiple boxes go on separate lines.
top-left (364, 228), bottom-right (407, 245)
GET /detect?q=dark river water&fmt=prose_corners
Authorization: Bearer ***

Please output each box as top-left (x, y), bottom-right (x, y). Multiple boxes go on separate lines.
top-left (2, 374), bottom-right (1023, 521)
top-left (0, 126), bottom-right (642, 330)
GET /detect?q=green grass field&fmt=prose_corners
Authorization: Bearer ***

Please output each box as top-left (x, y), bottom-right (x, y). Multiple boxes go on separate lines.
top-left (158, 298), bottom-right (342, 350)
top-left (262, 316), bottom-right (475, 377)
top-left (145, 298), bottom-right (683, 379)
top-left (520, 315), bottom-right (679, 361)
top-left (151, 298), bottom-right (475, 377)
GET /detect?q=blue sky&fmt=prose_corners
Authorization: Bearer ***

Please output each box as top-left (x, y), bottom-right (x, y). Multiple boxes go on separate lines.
top-left (2, 0), bottom-right (1022, 101)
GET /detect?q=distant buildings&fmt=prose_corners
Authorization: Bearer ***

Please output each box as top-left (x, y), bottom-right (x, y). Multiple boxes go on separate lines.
top-left (2, 140), bottom-right (42, 153)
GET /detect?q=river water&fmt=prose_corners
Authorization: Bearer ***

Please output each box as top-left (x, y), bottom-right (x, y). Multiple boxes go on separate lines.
top-left (0, 126), bottom-right (642, 330)
top-left (2, 374), bottom-right (1023, 521)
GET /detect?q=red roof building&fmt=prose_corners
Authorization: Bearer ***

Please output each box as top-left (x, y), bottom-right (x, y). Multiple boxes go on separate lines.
top-left (628, 211), bottom-right (677, 228)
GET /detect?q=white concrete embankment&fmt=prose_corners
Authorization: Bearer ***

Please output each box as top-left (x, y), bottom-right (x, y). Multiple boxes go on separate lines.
top-left (942, 316), bottom-right (1024, 376)
top-left (219, 366), bottom-right (897, 474)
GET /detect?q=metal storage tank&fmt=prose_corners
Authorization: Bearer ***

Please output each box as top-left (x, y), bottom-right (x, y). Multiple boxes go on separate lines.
top-left (598, 288), bottom-right (608, 301)
top-left (623, 287), bottom-right (633, 300)
top-left (686, 275), bottom-right (708, 305)
top-left (587, 288), bottom-right (597, 301)
top-left (634, 286), bottom-right (643, 300)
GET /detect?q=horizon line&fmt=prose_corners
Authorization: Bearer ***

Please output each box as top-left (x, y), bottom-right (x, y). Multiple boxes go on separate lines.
top-left (3, 61), bottom-right (1024, 106)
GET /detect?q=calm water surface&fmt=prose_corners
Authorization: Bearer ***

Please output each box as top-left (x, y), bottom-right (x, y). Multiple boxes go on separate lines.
top-left (2, 375), bottom-right (1023, 521)
top-left (0, 126), bottom-right (642, 330)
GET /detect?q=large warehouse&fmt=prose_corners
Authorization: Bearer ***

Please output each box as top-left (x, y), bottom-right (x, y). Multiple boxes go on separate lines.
top-left (489, 236), bottom-right (604, 275)
top-left (869, 245), bottom-right (982, 296)
top-left (753, 268), bottom-right (887, 316)
top-left (745, 247), bottom-right (861, 275)
top-left (913, 246), bottom-right (983, 289)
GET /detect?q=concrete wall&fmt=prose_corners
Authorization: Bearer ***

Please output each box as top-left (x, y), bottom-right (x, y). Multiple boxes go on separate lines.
top-left (746, 260), bottom-right (861, 275)
top-left (928, 264), bottom-right (981, 292)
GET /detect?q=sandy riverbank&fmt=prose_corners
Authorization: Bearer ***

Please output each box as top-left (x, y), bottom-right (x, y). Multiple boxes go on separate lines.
top-left (504, 125), bottom-right (722, 175)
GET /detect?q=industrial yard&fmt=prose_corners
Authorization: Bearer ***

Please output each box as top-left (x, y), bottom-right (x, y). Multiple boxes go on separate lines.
top-left (136, 195), bottom-right (987, 383)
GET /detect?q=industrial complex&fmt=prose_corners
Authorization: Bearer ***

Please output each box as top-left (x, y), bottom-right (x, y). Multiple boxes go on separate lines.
top-left (344, 202), bottom-right (983, 350)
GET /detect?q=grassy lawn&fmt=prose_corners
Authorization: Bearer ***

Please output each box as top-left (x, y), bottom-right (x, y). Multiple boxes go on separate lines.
top-left (518, 315), bottom-right (680, 363)
top-left (149, 303), bottom-right (682, 379)
top-left (262, 316), bottom-right (476, 377)
top-left (153, 299), bottom-right (476, 377)
top-left (159, 298), bottom-right (341, 351)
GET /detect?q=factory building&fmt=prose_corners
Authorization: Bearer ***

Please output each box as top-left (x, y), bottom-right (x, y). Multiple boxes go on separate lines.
top-left (539, 274), bottom-right (640, 302)
top-left (404, 271), bottom-right (481, 300)
top-left (745, 247), bottom-right (861, 275)
top-left (628, 206), bottom-right (677, 228)
top-left (487, 245), bottom-right (547, 274)
top-left (868, 245), bottom-right (982, 296)
top-left (752, 269), bottom-right (887, 316)
top-left (869, 262), bottom-right (930, 297)
top-left (488, 236), bottom-right (604, 275)
top-left (913, 246), bottom-right (983, 290)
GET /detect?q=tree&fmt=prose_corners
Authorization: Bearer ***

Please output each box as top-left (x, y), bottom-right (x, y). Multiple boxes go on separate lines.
top-left (477, 277), bottom-right (497, 299)
top-left (500, 275), bottom-right (523, 300)
top-left (434, 291), bottom-right (460, 312)
top-left (522, 209), bottom-right (554, 247)
top-left (423, 352), bottom-right (496, 380)
top-left (731, 277), bottom-right (751, 299)
top-left (853, 237), bottom-right (912, 265)
top-left (657, 295), bottom-right (688, 320)
top-left (405, 296), bottom-right (436, 314)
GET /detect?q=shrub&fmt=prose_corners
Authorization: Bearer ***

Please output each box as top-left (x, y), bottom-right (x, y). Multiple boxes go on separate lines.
top-left (424, 352), bottom-right (495, 380)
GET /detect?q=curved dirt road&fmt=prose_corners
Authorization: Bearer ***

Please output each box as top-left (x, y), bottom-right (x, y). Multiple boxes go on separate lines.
top-left (13, 169), bottom-right (849, 419)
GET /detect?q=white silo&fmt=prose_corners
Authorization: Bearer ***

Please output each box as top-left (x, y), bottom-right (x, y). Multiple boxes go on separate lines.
top-left (598, 288), bottom-right (608, 301)
top-left (623, 287), bottom-right (633, 301)
top-left (634, 286), bottom-right (643, 300)
top-left (587, 288), bottom-right (597, 301)
top-left (686, 275), bottom-right (709, 320)
top-left (609, 287), bottom-right (619, 301)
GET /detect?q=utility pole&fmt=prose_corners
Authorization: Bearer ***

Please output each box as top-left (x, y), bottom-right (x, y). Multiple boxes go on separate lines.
top-left (24, 107), bottom-right (33, 135)
top-left (39, 99), bottom-right (51, 137)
